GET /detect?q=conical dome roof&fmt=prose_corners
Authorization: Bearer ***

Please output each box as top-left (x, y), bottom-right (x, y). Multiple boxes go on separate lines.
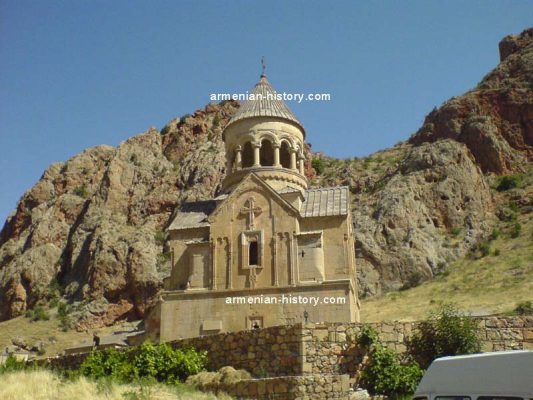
top-left (226, 75), bottom-right (305, 134)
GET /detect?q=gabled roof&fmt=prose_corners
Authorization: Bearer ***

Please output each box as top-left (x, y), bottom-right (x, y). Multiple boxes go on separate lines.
top-left (301, 186), bottom-right (349, 218)
top-left (208, 173), bottom-right (300, 223)
top-left (167, 200), bottom-right (217, 231)
top-left (167, 183), bottom-right (350, 231)
top-left (225, 75), bottom-right (305, 134)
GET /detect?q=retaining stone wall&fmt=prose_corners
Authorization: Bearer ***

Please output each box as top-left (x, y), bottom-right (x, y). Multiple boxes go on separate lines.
top-left (217, 374), bottom-right (352, 400)
top-left (40, 316), bottom-right (532, 387)
top-left (302, 316), bottom-right (533, 376)
top-left (169, 324), bottom-right (303, 377)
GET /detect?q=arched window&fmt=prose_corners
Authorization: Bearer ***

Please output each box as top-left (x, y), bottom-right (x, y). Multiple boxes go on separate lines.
top-left (249, 240), bottom-right (258, 266)
top-left (280, 141), bottom-right (291, 169)
top-left (259, 139), bottom-right (274, 166)
top-left (242, 142), bottom-right (254, 168)
top-left (228, 150), bottom-right (236, 171)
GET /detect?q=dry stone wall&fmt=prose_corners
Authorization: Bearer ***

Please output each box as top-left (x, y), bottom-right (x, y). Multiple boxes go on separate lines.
top-left (169, 324), bottom-right (303, 377)
top-left (38, 315), bottom-right (532, 400)
top-left (301, 316), bottom-right (533, 376)
top-left (216, 374), bottom-right (352, 400)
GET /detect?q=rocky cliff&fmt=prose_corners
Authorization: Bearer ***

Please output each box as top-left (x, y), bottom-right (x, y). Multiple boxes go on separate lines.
top-left (0, 29), bottom-right (531, 326)
top-left (0, 101), bottom-right (238, 326)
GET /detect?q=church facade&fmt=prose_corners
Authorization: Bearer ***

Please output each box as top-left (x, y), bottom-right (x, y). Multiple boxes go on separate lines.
top-left (158, 75), bottom-right (360, 341)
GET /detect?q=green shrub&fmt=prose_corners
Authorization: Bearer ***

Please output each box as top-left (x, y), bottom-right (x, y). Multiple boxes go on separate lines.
top-left (79, 342), bottom-right (208, 385)
top-left (496, 174), bottom-right (524, 191)
top-left (311, 158), bottom-right (325, 175)
top-left (407, 304), bottom-right (481, 369)
top-left (57, 302), bottom-right (72, 331)
top-left (514, 301), bottom-right (533, 315)
top-left (358, 325), bottom-right (379, 349)
top-left (400, 272), bottom-right (423, 291)
top-left (357, 325), bottom-right (423, 396)
top-left (0, 355), bottom-right (28, 374)
top-left (133, 342), bottom-right (207, 384)
top-left (490, 228), bottom-right (501, 240)
top-left (80, 348), bottom-right (133, 382)
top-left (154, 231), bottom-right (168, 246)
top-left (73, 185), bottom-right (88, 198)
top-left (510, 222), bottom-right (522, 238)
top-left (478, 242), bottom-right (491, 258)
top-left (493, 248), bottom-right (500, 256)
top-left (450, 227), bottom-right (461, 237)
top-left (25, 305), bottom-right (50, 322)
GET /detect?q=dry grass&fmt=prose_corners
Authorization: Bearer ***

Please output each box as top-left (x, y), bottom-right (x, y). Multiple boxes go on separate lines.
top-left (0, 369), bottom-right (232, 400)
top-left (361, 212), bottom-right (533, 322)
top-left (0, 314), bottom-right (129, 357)
top-left (186, 366), bottom-right (252, 392)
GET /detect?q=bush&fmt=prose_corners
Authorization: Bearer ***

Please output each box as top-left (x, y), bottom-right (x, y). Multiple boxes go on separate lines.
top-left (73, 185), bottom-right (88, 198)
top-left (80, 348), bottom-right (132, 382)
top-left (510, 222), bottom-right (522, 238)
top-left (496, 174), bottom-right (524, 191)
top-left (79, 342), bottom-right (208, 385)
top-left (57, 302), bottom-right (72, 331)
top-left (311, 158), bottom-right (325, 175)
top-left (134, 342), bottom-right (207, 384)
top-left (0, 355), bottom-right (27, 374)
top-left (407, 304), bottom-right (481, 369)
top-left (478, 241), bottom-right (491, 258)
top-left (400, 272), bottom-right (423, 291)
top-left (357, 325), bottom-right (423, 396)
top-left (25, 305), bottom-right (50, 322)
top-left (154, 231), bottom-right (168, 246)
top-left (514, 301), bottom-right (533, 315)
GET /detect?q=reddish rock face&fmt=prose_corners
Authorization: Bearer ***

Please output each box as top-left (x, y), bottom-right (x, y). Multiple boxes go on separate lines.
top-left (0, 101), bottom-right (240, 325)
top-left (410, 28), bottom-right (533, 174)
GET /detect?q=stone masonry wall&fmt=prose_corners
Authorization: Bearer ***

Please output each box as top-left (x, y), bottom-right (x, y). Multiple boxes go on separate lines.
top-left (169, 324), bottom-right (303, 377)
top-left (302, 316), bottom-right (533, 376)
top-left (40, 316), bottom-right (532, 383)
top-left (217, 374), bottom-right (352, 400)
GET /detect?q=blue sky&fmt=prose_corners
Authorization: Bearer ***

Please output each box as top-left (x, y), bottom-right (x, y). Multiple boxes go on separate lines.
top-left (1, 1), bottom-right (532, 224)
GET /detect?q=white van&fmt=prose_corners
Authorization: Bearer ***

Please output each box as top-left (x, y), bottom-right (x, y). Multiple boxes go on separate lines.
top-left (413, 350), bottom-right (533, 400)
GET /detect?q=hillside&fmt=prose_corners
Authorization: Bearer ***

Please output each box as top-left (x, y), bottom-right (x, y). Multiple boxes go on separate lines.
top-left (361, 164), bottom-right (533, 321)
top-left (0, 28), bottom-right (532, 334)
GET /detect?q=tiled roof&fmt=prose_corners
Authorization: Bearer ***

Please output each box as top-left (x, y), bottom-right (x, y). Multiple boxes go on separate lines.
top-left (167, 200), bottom-right (217, 230)
top-left (226, 75), bottom-right (304, 133)
top-left (301, 187), bottom-right (349, 218)
top-left (168, 186), bottom-right (350, 230)
top-left (277, 186), bottom-right (302, 194)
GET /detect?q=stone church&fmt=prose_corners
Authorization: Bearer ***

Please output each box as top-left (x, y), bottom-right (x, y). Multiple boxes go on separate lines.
top-left (158, 74), bottom-right (360, 341)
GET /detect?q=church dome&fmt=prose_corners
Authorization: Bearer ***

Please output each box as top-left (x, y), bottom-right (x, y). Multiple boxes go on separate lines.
top-left (225, 75), bottom-right (305, 136)
top-left (222, 74), bottom-right (307, 193)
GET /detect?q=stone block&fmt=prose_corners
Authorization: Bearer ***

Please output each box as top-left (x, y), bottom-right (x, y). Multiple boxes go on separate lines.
top-left (396, 343), bottom-right (407, 353)
top-left (381, 323), bottom-right (394, 333)
top-left (500, 329), bottom-right (522, 341)
top-left (314, 329), bottom-right (329, 341)
top-left (340, 374), bottom-right (350, 392)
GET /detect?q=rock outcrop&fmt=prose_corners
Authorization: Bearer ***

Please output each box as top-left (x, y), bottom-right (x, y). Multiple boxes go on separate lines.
top-left (409, 28), bottom-right (533, 174)
top-left (0, 101), bottom-right (238, 325)
top-left (352, 140), bottom-right (493, 295)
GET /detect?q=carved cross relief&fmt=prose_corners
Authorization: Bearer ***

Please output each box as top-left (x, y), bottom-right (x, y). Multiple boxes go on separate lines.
top-left (240, 197), bottom-right (262, 230)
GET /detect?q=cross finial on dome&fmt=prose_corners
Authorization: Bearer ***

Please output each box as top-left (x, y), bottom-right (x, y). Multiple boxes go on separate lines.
top-left (261, 56), bottom-right (266, 77)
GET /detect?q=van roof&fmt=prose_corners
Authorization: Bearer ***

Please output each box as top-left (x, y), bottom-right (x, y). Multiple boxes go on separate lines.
top-left (415, 351), bottom-right (533, 396)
